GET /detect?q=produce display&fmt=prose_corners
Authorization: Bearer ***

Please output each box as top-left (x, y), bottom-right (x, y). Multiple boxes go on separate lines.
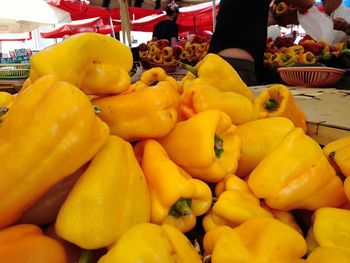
top-left (138, 36), bottom-right (209, 70)
top-left (264, 36), bottom-right (348, 68)
top-left (0, 32), bottom-right (350, 263)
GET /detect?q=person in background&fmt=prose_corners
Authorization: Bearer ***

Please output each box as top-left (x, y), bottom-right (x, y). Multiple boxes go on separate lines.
top-left (208, 0), bottom-right (314, 86)
top-left (152, 2), bottom-right (179, 46)
top-left (296, 0), bottom-right (350, 44)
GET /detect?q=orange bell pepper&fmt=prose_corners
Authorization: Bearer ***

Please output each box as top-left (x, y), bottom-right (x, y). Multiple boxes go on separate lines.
top-left (0, 224), bottom-right (67, 263)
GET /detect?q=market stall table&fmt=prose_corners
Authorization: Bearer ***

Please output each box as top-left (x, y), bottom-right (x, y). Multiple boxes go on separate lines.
top-left (0, 78), bottom-right (26, 94)
top-left (251, 86), bottom-right (350, 145)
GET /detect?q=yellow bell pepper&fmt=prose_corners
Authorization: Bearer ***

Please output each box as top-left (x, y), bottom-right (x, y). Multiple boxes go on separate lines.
top-left (214, 175), bottom-right (302, 233)
top-left (158, 109), bottom-right (241, 182)
top-left (137, 139), bottom-right (212, 233)
top-left (306, 247), bottom-right (350, 263)
top-left (202, 189), bottom-right (273, 232)
top-left (204, 174), bottom-right (272, 232)
top-left (345, 177), bottom-right (350, 201)
top-left (262, 204), bottom-right (303, 234)
top-left (214, 173), bottom-right (252, 197)
top-left (55, 135), bottom-right (150, 249)
top-left (323, 134), bottom-right (350, 178)
top-left (203, 217), bottom-right (307, 263)
top-left (140, 67), bottom-right (179, 92)
top-left (254, 84), bottom-right (307, 132)
top-left (92, 81), bottom-right (180, 141)
top-left (248, 128), bottom-right (346, 211)
top-left (298, 51), bottom-right (317, 65)
top-left (0, 92), bottom-right (15, 122)
top-left (288, 45), bottom-right (305, 56)
top-left (278, 52), bottom-right (298, 67)
top-left (183, 53), bottom-right (254, 101)
top-left (179, 71), bottom-right (196, 94)
top-left (180, 81), bottom-right (258, 124)
top-left (98, 223), bottom-right (202, 263)
top-left (311, 207), bottom-right (350, 253)
top-left (0, 74), bottom-right (109, 229)
top-left (235, 116), bottom-right (295, 177)
top-left (29, 32), bottom-right (133, 96)
top-left (0, 224), bottom-right (67, 263)
top-left (122, 80), bottom-right (148, 94)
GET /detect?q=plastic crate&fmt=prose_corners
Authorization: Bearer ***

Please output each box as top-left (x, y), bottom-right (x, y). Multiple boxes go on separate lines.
top-left (0, 63), bottom-right (30, 79)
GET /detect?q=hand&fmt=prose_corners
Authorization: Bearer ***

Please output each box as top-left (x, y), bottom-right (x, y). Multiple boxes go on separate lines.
top-left (333, 17), bottom-right (349, 32)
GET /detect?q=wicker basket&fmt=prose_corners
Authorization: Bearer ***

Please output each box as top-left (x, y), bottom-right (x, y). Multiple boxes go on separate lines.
top-left (0, 63), bottom-right (30, 79)
top-left (277, 66), bottom-right (345, 88)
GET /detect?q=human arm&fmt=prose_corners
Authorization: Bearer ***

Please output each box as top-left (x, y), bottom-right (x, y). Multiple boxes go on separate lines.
top-left (333, 17), bottom-right (350, 35)
top-left (297, 6), bottom-right (347, 44)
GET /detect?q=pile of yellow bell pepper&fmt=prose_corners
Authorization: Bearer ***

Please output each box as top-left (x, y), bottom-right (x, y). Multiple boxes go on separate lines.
top-left (0, 32), bottom-right (349, 262)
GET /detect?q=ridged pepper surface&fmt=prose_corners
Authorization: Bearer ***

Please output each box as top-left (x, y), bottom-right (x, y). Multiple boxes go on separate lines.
top-left (183, 53), bottom-right (254, 101)
top-left (235, 117), bottom-right (295, 177)
top-left (0, 224), bottom-right (67, 263)
top-left (55, 135), bottom-right (150, 249)
top-left (158, 109), bottom-right (241, 182)
top-left (92, 81), bottom-right (180, 141)
top-left (179, 81), bottom-right (257, 125)
top-left (248, 128), bottom-right (346, 211)
top-left (29, 32), bottom-right (133, 95)
top-left (0, 75), bottom-right (109, 229)
top-left (203, 174), bottom-right (272, 232)
top-left (203, 217), bottom-right (307, 263)
top-left (137, 139), bottom-right (212, 233)
top-left (98, 223), bottom-right (202, 263)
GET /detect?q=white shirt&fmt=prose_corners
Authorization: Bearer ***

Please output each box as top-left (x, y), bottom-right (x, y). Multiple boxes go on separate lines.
top-left (297, 4), bottom-right (350, 45)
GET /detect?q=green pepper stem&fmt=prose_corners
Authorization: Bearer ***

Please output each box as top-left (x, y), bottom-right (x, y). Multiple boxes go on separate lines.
top-left (78, 250), bottom-right (94, 263)
top-left (265, 99), bottom-right (278, 111)
top-left (169, 198), bottom-right (192, 218)
top-left (181, 63), bottom-right (198, 77)
top-left (214, 134), bottom-right (224, 159)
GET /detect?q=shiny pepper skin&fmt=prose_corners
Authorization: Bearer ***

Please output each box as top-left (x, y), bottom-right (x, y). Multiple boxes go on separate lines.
top-left (248, 128), bottom-right (346, 211)
top-left (194, 53), bottom-right (254, 101)
top-left (180, 81), bottom-right (258, 124)
top-left (29, 32), bottom-right (133, 96)
top-left (0, 224), bottom-right (67, 263)
top-left (98, 223), bottom-right (202, 263)
top-left (55, 135), bottom-right (150, 249)
top-left (254, 84), bottom-right (307, 132)
top-left (0, 74), bottom-right (109, 229)
top-left (92, 81), bottom-right (180, 142)
top-left (136, 139), bottom-right (212, 233)
top-left (203, 217), bottom-right (307, 263)
top-left (235, 117), bottom-right (295, 177)
top-left (158, 109), bottom-right (241, 183)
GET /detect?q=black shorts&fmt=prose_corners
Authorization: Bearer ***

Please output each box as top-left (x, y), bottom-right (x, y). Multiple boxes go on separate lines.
top-left (219, 56), bottom-right (257, 86)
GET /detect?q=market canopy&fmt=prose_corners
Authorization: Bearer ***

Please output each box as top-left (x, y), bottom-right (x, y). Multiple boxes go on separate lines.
top-left (0, 0), bottom-right (71, 34)
top-left (125, 1), bottom-right (219, 33)
top-left (40, 17), bottom-right (121, 38)
top-left (53, 0), bottom-right (161, 25)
